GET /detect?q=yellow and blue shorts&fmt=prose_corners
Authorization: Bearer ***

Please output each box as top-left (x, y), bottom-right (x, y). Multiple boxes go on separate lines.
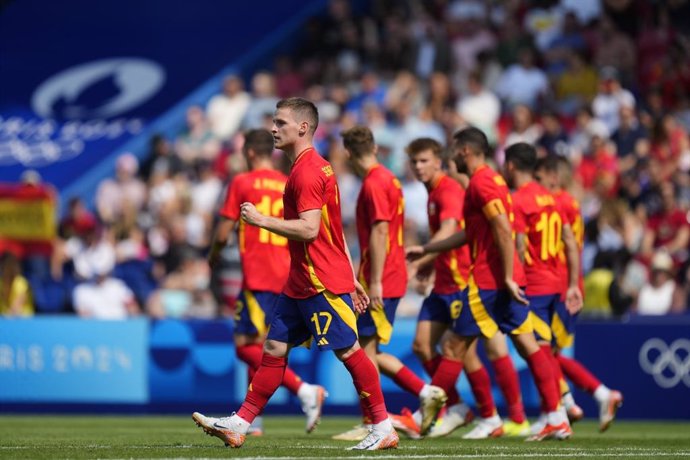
top-left (266, 291), bottom-right (359, 351)
top-left (526, 293), bottom-right (561, 343)
top-left (417, 291), bottom-right (463, 325)
top-left (551, 298), bottom-right (576, 349)
top-left (452, 285), bottom-right (532, 339)
top-left (358, 297), bottom-right (400, 345)
top-left (234, 290), bottom-right (280, 336)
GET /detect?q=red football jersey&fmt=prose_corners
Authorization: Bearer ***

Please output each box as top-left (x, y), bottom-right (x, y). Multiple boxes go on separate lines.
top-left (356, 164), bottom-right (407, 298)
top-left (283, 148), bottom-right (355, 298)
top-left (512, 181), bottom-right (562, 295)
top-left (428, 174), bottom-right (470, 294)
top-left (219, 169), bottom-right (289, 293)
top-left (555, 189), bottom-right (584, 293)
top-left (464, 165), bottom-right (526, 289)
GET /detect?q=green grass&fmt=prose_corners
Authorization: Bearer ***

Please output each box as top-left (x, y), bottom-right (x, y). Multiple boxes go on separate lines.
top-left (1, 416), bottom-right (689, 459)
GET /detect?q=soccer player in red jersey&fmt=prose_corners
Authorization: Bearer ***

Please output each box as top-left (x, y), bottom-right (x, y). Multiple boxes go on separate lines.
top-left (409, 127), bottom-right (569, 441)
top-left (207, 129), bottom-right (327, 435)
top-left (394, 138), bottom-right (526, 439)
top-left (536, 155), bottom-right (623, 432)
top-left (504, 143), bottom-right (582, 438)
top-left (332, 126), bottom-right (446, 441)
top-left (193, 98), bottom-right (398, 450)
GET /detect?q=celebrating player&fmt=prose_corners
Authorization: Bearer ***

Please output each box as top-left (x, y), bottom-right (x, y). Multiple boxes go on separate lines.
top-left (536, 155), bottom-right (623, 432)
top-left (193, 98), bottom-right (398, 450)
top-left (332, 126), bottom-right (446, 441)
top-left (503, 142), bottom-right (582, 437)
top-left (207, 128), bottom-right (327, 435)
top-left (408, 127), bottom-right (570, 441)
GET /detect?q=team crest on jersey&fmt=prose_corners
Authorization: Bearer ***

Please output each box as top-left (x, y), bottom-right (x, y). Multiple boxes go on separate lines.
top-left (322, 165), bottom-right (334, 177)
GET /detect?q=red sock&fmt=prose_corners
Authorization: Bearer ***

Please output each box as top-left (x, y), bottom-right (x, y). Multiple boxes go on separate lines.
top-left (466, 367), bottom-right (496, 418)
top-left (430, 357), bottom-right (463, 406)
top-left (344, 349), bottom-right (388, 424)
top-left (526, 348), bottom-right (560, 413)
top-left (237, 343), bottom-right (303, 395)
top-left (424, 356), bottom-right (461, 405)
top-left (557, 353), bottom-right (601, 394)
top-left (392, 366), bottom-right (425, 396)
top-left (359, 397), bottom-right (373, 424)
top-left (491, 355), bottom-right (526, 423)
top-left (541, 345), bottom-right (567, 396)
top-left (237, 353), bottom-right (285, 423)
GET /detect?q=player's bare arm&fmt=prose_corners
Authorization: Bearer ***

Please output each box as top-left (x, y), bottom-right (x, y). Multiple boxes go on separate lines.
top-left (406, 218), bottom-right (465, 263)
top-left (562, 223), bottom-right (583, 314)
top-left (208, 217), bottom-right (236, 268)
top-left (515, 233), bottom-right (527, 264)
top-left (241, 202), bottom-right (320, 242)
top-left (368, 220), bottom-right (389, 309)
top-left (490, 213), bottom-right (528, 305)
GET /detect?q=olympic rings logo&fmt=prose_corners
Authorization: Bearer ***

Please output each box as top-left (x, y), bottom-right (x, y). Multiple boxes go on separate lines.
top-left (638, 338), bottom-right (690, 389)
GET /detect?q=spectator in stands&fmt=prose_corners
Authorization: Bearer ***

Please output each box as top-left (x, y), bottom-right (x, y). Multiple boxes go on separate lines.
top-left (592, 66), bottom-right (636, 134)
top-left (206, 75), bottom-right (251, 141)
top-left (147, 249), bottom-right (216, 318)
top-left (242, 72), bottom-right (280, 130)
top-left (345, 71), bottom-right (387, 116)
top-left (406, 13), bottom-right (454, 80)
top-left (95, 153), bottom-right (147, 226)
top-left (274, 55), bottom-right (305, 99)
top-left (457, 70), bottom-right (500, 145)
top-left (59, 196), bottom-right (97, 240)
top-left (72, 239), bottom-right (140, 319)
top-left (176, 106), bottom-right (221, 166)
top-left (495, 47), bottom-right (549, 110)
top-left (640, 182), bottom-right (690, 266)
top-left (592, 16), bottom-right (637, 85)
top-left (554, 50), bottom-right (599, 116)
top-left (139, 134), bottom-right (183, 183)
top-left (635, 251), bottom-right (678, 315)
top-left (612, 104), bottom-right (648, 173)
top-left (537, 110), bottom-right (570, 157)
top-left (0, 251), bottom-right (34, 317)
top-left (651, 114), bottom-right (690, 179)
top-left (503, 104), bottom-right (542, 149)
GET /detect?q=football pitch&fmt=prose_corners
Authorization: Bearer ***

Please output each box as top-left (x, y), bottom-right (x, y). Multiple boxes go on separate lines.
top-left (1, 415), bottom-right (689, 459)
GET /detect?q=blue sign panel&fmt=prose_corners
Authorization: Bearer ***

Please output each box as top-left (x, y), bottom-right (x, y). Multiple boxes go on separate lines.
top-left (0, 318), bottom-right (148, 403)
top-left (573, 317), bottom-right (690, 420)
top-left (0, 0), bottom-right (325, 204)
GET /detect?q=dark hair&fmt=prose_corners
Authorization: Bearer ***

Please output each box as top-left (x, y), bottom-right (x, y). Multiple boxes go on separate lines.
top-left (243, 129), bottom-right (275, 157)
top-left (405, 137), bottom-right (443, 158)
top-left (276, 97), bottom-right (319, 134)
top-left (452, 127), bottom-right (490, 157)
top-left (505, 142), bottom-right (537, 172)
top-left (341, 125), bottom-right (376, 159)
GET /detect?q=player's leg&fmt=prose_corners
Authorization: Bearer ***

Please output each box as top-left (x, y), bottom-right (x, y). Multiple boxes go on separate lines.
top-left (451, 286), bottom-right (503, 439)
top-left (482, 332), bottom-right (529, 435)
top-left (552, 303), bottom-right (623, 432)
top-left (305, 290), bottom-right (396, 450)
top-left (192, 294), bottom-right (309, 448)
top-left (494, 290), bottom-right (569, 441)
top-left (234, 290), bottom-right (326, 433)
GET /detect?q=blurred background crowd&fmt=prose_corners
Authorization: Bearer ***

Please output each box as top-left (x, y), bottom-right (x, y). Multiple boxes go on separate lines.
top-left (3, 0), bottom-right (690, 321)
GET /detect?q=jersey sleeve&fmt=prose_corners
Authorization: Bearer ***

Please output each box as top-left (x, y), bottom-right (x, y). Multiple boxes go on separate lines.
top-left (294, 170), bottom-right (325, 213)
top-left (218, 177), bottom-right (243, 220)
top-left (437, 183), bottom-right (463, 223)
top-left (476, 175), bottom-right (508, 220)
top-left (363, 182), bottom-right (395, 224)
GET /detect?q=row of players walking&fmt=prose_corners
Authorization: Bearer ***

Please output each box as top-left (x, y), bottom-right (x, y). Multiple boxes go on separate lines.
top-left (192, 97), bottom-right (622, 450)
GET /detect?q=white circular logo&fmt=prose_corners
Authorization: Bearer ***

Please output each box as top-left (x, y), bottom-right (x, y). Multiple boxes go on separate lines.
top-left (31, 58), bottom-right (165, 119)
top-left (639, 338), bottom-right (690, 389)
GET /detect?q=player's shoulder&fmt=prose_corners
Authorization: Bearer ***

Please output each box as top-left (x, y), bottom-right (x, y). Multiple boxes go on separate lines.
top-left (471, 165), bottom-right (505, 191)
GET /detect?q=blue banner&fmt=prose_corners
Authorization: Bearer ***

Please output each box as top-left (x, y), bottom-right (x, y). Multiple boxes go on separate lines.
top-left (0, 318), bottom-right (148, 403)
top-left (573, 317), bottom-right (690, 420)
top-left (0, 0), bottom-right (325, 206)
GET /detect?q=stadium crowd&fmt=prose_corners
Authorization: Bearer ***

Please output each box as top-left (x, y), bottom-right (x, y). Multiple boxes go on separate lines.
top-left (3, 0), bottom-right (690, 320)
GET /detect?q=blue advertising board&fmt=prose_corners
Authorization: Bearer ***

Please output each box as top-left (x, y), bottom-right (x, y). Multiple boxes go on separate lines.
top-left (573, 317), bottom-right (690, 420)
top-left (0, 318), bottom-right (148, 403)
top-left (0, 0), bottom-right (326, 207)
